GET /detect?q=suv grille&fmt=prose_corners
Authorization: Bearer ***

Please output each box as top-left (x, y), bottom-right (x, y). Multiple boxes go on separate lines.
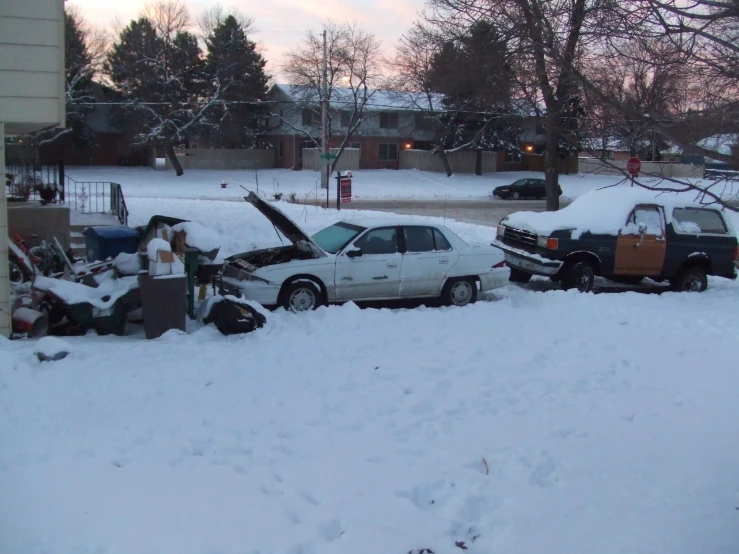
top-left (503, 226), bottom-right (537, 251)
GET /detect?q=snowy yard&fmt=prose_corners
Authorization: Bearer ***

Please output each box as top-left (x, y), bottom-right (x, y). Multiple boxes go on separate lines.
top-left (3, 173), bottom-right (739, 554)
top-left (66, 166), bottom-right (643, 202)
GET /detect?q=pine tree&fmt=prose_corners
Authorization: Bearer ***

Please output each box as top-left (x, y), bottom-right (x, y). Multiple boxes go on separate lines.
top-left (34, 9), bottom-right (96, 149)
top-left (204, 15), bottom-right (269, 148)
top-left (106, 16), bottom-right (214, 175)
top-left (428, 21), bottom-right (521, 174)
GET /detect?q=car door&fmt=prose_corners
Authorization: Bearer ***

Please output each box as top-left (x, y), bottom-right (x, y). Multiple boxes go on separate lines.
top-left (399, 226), bottom-right (457, 297)
top-left (614, 205), bottom-right (667, 276)
top-left (334, 226), bottom-right (402, 300)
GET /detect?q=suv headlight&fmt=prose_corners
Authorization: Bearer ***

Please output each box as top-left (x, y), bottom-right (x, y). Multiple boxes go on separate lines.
top-left (496, 224), bottom-right (506, 238)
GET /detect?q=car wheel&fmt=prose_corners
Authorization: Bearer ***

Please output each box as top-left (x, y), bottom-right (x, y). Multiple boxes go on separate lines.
top-left (670, 266), bottom-right (707, 292)
top-left (442, 278), bottom-right (478, 307)
top-left (282, 280), bottom-right (322, 312)
top-left (508, 268), bottom-right (532, 283)
top-left (511, 191), bottom-right (521, 200)
top-left (561, 261), bottom-right (595, 293)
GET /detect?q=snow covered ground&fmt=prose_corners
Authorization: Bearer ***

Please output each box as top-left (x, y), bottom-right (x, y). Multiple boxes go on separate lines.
top-left (65, 166), bottom-right (633, 202)
top-left (3, 169), bottom-right (739, 554)
top-left (3, 280), bottom-right (739, 554)
top-left (65, 165), bottom-right (739, 204)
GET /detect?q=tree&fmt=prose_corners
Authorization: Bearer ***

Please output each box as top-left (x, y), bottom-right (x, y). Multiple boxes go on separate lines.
top-left (32, 8), bottom-right (99, 150)
top-left (105, 2), bottom-right (220, 176)
top-left (424, 0), bottom-right (603, 210)
top-left (427, 20), bottom-right (521, 175)
top-left (204, 15), bottom-right (270, 148)
top-left (281, 21), bottom-right (383, 186)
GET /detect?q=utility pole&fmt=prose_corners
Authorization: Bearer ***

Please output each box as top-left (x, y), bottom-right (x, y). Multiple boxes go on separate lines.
top-left (320, 29), bottom-right (329, 190)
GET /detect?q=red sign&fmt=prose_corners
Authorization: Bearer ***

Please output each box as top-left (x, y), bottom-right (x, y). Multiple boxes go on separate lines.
top-left (627, 157), bottom-right (641, 176)
top-left (340, 177), bottom-right (352, 203)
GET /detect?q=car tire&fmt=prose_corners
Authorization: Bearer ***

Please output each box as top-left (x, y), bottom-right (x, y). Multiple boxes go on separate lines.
top-left (281, 280), bottom-right (323, 312)
top-left (561, 261), bottom-right (595, 293)
top-left (508, 268), bottom-right (532, 283)
top-left (511, 191), bottom-right (521, 200)
top-left (442, 278), bottom-right (478, 307)
top-left (670, 266), bottom-right (707, 292)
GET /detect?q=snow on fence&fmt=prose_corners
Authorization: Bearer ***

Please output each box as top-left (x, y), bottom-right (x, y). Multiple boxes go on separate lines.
top-left (302, 148), bottom-right (360, 171)
top-left (164, 148), bottom-right (276, 171)
top-left (399, 149), bottom-right (499, 174)
top-left (579, 158), bottom-right (704, 179)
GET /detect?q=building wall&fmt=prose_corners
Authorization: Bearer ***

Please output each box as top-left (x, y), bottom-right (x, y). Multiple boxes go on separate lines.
top-left (0, 0), bottom-right (65, 135)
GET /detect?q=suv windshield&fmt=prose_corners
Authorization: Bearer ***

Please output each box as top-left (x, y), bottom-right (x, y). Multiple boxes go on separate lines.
top-left (311, 222), bottom-right (366, 254)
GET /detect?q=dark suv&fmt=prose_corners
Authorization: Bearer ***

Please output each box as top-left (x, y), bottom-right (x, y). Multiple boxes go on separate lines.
top-left (492, 189), bottom-right (738, 292)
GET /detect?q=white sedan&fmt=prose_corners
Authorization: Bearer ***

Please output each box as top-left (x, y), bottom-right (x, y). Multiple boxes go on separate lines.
top-left (221, 192), bottom-right (503, 311)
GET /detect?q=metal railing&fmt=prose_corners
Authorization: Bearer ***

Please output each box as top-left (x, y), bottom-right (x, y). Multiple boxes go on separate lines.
top-left (5, 158), bottom-right (63, 203)
top-left (64, 176), bottom-right (129, 225)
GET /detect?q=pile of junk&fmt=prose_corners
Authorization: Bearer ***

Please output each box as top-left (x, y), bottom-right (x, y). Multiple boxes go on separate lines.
top-left (8, 215), bottom-right (265, 340)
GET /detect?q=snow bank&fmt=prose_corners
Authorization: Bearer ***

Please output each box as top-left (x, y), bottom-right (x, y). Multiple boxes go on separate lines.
top-left (504, 187), bottom-right (713, 236)
top-left (32, 275), bottom-right (138, 309)
top-left (171, 221), bottom-right (221, 255)
top-left (33, 336), bottom-right (72, 358)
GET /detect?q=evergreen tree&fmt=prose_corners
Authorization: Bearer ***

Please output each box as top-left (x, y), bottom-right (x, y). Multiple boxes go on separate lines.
top-left (428, 21), bottom-right (520, 174)
top-left (106, 16), bottom-right (213, 175)
top-left (33, 9), bottom-right (96, 149)
top-left (204, 15), bottom-right (269, 148)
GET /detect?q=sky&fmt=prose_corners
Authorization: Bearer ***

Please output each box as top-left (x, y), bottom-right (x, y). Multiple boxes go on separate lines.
top-left (67, 0), bottom-right (426, 78)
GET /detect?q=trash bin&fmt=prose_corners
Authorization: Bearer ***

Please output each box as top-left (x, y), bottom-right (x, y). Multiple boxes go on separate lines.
top-left (84, 226), bottom-right (141, 263)
top-left (138, 272), bottom-right (187, 339)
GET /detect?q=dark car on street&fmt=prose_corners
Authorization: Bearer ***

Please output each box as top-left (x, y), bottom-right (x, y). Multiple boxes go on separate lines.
top-left (492, 187), bottom-right (738, 293)
top-left (493, 178), bottom-right (563, 200)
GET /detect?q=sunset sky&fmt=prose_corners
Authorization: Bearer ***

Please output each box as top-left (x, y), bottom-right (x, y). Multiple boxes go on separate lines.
top-left (67, 0), bottom-right (426, 77)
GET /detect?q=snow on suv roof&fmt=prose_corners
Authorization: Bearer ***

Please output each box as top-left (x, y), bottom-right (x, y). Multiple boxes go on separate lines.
top-left (504, 186), bottom-right (726, 236)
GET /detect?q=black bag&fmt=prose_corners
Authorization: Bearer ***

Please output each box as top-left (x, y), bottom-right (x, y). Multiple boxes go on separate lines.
top-left (203, 298), bottom-right (266, 336)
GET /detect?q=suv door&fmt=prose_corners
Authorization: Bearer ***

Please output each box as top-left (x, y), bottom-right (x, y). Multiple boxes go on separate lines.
top-left (335, 227), bottom-right (402, 300)
top-left (399, 226), bottom-right (458, 297)
top-left (614, 205), bottom-right (667, 276)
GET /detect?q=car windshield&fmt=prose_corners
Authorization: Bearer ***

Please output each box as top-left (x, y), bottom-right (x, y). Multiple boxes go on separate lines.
top-left (311, 222), bottom-right (366, 254)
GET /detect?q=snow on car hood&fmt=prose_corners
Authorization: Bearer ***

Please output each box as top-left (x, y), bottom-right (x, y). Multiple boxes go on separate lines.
top-left (503, 186), bottom-right (722, 236)
top-left (244, 192), bottom-right (326, 256)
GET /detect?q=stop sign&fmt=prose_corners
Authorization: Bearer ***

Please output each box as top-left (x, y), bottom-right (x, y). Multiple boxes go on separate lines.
top-left (627, 157), bottom-right (641, 176)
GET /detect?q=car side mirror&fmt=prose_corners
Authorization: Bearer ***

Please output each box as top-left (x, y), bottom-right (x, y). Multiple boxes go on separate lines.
top-left (345, 246), bottom-right (363, 258)
top-left (637, 223), bottom-right (648, 235)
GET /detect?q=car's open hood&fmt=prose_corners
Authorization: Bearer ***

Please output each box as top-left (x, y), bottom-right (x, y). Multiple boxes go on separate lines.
top-left (244, 192), bottom-right (326, 256)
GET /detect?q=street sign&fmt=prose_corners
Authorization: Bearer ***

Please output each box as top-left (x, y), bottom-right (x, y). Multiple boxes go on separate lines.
top-left (320, 153), bottom-right (337, 160)
top-left (627, 157), bottom-right (641, 176)
top-left (340, 176), bottom-right (352, 204)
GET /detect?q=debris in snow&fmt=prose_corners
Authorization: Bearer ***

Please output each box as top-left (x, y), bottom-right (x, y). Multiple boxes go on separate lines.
top-left (171, 221), bottom-right (221, 259)
top-left (33, 275), bottom-right (138, 309)
top-left (146, 238), bottom-right (184, 276)
top-left (12, 307), bottom-right (47, 338)
top-left (114, 252), bottom-right (142, 276)
top-left (33, 336), bottom-right (71, 362)
top-left (455, 541), bottom-right (468, 550)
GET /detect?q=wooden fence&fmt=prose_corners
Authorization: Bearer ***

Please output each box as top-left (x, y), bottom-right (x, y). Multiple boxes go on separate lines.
top-left (399, 149), bottom-right (499, 173)
top-left (302, 148), bottom-right (361, 171)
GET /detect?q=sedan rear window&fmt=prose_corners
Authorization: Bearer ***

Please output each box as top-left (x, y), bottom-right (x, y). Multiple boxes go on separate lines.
top-left (672, 208), bottom-right (727, 234)
top-left (311, 222), bottom-right (366, 253)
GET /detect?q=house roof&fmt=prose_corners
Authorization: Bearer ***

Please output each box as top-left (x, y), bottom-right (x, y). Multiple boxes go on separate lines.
top-left (662, 133), bottom-right (738, 161)
top-left (270, 83), bottom-right (445, 113)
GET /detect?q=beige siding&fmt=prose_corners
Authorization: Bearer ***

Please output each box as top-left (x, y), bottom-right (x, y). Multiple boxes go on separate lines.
top-left (399, 150), bottom-right (498, 174)
top-left (302, 148), bottom-right (360, 171)
top-left (0, 0), bottom-right (65, 134)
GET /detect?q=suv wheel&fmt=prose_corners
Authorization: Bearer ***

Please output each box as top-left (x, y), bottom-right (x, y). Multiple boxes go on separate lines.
top-left (671, 266), bottom-right (707, 292)
top-left (561, 261), bottom-right (595, 293)
top-left (281, 280), bottom-right (322, 311)
top-left (509, 268), bottom-right (532, 283)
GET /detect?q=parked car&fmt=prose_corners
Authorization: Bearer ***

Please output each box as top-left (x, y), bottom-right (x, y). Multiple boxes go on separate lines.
top-left (493, 178), bottom-right (562, 200)
top-left (492, 187), bottom-right (738, 293)
top-left (221, 192), bottom-right (503, 311)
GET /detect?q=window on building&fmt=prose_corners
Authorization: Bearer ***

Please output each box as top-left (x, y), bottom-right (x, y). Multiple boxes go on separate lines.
top-left (379, 143), bottom-right (399, 161)
top-left (302, 108), bottom-right (315, 126)
top-left (278, 142), bottom-right (283, 158)
top-left (341, 111), bottom-right (354, 128)
top-left (345, 142), bottom-right (360, 150)
top-left (379, 112), bottom-right (399, 129)
top-left (414, 113), bottom-right (433, 131)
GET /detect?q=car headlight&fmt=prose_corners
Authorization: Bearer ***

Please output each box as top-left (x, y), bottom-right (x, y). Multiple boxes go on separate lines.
top-left (537, 236), bottom-right (559, 250)
top-left (497, 224), bottom-right (506, 238)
